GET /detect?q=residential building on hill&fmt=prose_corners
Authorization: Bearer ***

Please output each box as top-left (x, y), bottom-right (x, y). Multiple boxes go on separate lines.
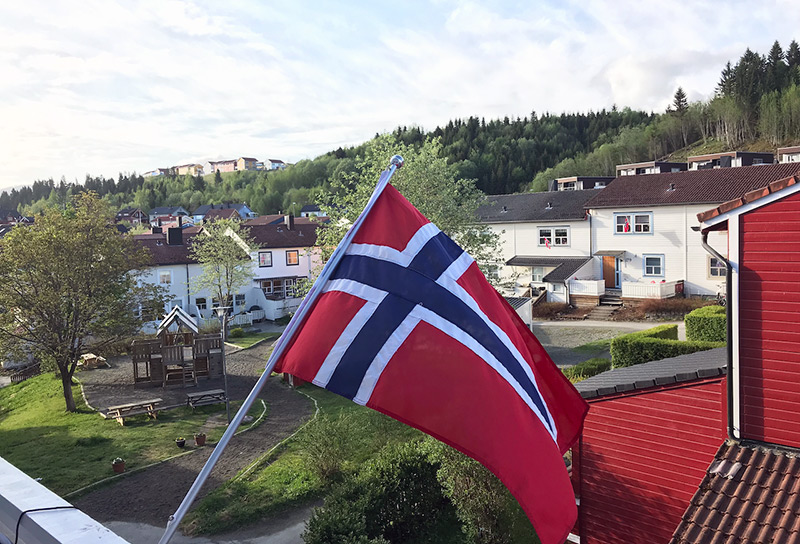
top-left (777, 145), bottom-right (800, 163)
top-left (148, 206), bottom-right (189, 224)
top-left (616, 160), bottom-right (688, 176)
top-left (551, 176), bottom-right (613, 191)
top-left (236, 157), bottom-right (260, 171)
top-left (143, 167), bottom-right (174, 177)
top-left (175, 163), bottom-right (204, 176)
top-left (115, 207), bottom-right (148, 225)
top-left (300, 204), bottom-right (324, 217)
top-left (191, 203), bottom-right (256, 223)
top-left (687, 151), bottom-right (773, 170)
top-left (207, 159), bottom-right (237, 173)
top-left (266, 159), bottom-right (287, 170)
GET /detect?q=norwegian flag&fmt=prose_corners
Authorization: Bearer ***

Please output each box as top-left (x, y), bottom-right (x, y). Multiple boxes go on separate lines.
top-left (624, 217), bottom-right (631, 232)
top-left (274, 182), bottom-right (587, 544)
top-left (545, 236), bottom-right (552, 249)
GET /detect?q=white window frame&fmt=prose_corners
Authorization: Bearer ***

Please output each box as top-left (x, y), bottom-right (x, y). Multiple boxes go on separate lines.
top-left (615, 212), bottom-right (652, 234)
top-left (159, 271), bottom-right (172, 285)
top-left (708, 256), bottom-right (727, 279)
top-left (196, 297), bottom-right (207, 311)
top-left (643, 254), bottom-right (664, 277)
top-left (538, 226), bottom-right (570, 247)
top-left (234, 293), bottom-right (246, 309)
top-left (532, 267), bottom-right (544, 283)
top-left (560, 181), bottom-right (576, 191)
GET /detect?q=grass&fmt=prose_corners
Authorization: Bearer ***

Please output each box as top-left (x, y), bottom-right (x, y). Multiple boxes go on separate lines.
top-left (562, 357), bottom-right (612, 383)
top-left (228, 331), bottom-right (279, 349)
top-left (183, 384), bottom-right (420, 535)
top-left (0, 373), bottom-right (263, 496)
top-left (573, 337), bottom-right (614, 353)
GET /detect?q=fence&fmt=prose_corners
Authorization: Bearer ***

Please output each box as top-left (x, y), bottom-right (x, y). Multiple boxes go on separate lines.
top-left (621, 280), bottom-right (682, 299)
top-left (568, 279), bottom-right (605, 296)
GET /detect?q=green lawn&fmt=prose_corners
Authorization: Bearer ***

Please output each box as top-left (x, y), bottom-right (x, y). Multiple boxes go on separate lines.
top-left (573, 338), bottom-right (614, 353)
top-left (183, 384), bottom-right (420, 535)
top-left (0, 374), bottom-right (263, 496)
top-left (228, 331), bottom-right (279, 349)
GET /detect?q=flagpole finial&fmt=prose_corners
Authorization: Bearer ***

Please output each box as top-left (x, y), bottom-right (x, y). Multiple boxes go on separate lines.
top-left (390, 155), bottom-right (404, 169)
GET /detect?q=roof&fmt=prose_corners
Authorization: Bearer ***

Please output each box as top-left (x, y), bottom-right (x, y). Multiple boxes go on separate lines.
top-left (477, 190), bottom-right (595, 223)
top-left (670, 440), bottom-right (800, 544)
top-left (778, 145), bottom-right (800, 155)
top-left (688, 150), bottom-right (774, 162)
top-left (268, 159), bottom-right (285, 163)
top-left (192, 203), bottom-right (248, 215)
top-left (0, 209), bottom-right (22, 220)
top-left (157, 306), bottom-right (199, 336)
top-left (133, 232), bottom-right (198, 265)
top-left (300, 204), bottom-right (321, 213)
top-left (504, 256), bottom-right (591, 283)
top-left (504, 297), bottom-right (531, 310)
top-left (575, 347), bottom-right (726, 399)
top-left (243, 214), bottom-right (286, 226)
top-left (697, 173), bottom-right (800, 223)
top-left (238, 157), bottom-right (258, 161)
top-left (149, 206), bottom-right (186, 216)
top-left (203, 208), bottom-right (240, 221)
top-left (209, 159), bottom-right (236, 164)
top-left (246, 223), bottom-right (318, 249)
top-left (585, 163), bottom-right (800, 209)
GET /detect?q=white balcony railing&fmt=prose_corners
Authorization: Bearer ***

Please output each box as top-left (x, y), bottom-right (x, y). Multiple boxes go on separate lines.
top-left (621, 280), bottom-right (682, 299)
top-left (568, 279), bottom-right (605, 296)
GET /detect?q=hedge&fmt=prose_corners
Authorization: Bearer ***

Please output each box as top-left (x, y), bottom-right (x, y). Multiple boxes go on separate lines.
top-left (685, 305), bottom-right (726, 342)
top-left (610, 324), bottom-right (724, 368)
top-left (563, 358), bottom-right (612, 383)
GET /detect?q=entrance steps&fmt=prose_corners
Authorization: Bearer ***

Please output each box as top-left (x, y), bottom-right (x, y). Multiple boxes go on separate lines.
top-left (586, 305), bottom-right (619, 320)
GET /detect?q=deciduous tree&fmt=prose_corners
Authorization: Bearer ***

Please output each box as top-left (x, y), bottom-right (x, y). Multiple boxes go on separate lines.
top-left (0, 193), bottom-right (164, 412)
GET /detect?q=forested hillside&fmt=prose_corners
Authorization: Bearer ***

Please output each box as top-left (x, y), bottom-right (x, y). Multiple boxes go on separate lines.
top-left (3, 38), bottom-right (799, 216)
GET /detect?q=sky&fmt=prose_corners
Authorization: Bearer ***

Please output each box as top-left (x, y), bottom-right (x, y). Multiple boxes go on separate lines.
top-left (1, 0), bottom-right (799, 191)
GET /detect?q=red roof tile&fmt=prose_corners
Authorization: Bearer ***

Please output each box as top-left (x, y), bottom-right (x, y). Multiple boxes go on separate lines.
top-left (586, 163), bottom-right (800, 209)
top-left (671, 441), bottom-right (800, 544)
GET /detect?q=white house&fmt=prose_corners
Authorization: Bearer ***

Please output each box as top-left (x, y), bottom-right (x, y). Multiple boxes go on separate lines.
top-left (134, 217), bottom-right (320, 327)
top-left (575, 162), bottom-right (800, 305)
top-left (477, 189), bottom-right (599, 304)
top-left (148, 206), bottom-right (189, 225)
top-left (778, 145), bottom-right (800, 163)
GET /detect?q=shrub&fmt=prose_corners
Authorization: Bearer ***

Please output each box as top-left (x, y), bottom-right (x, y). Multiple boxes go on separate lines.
top-left (228, 327), bottom-right (245, 338)
top-left (531, 302), bottom-right (568, 319)
top-left (303, 442), bottom-right (456, 544)
top-left (563, 358), bottom-right (612, 383)
top-left (297, 413), bottom-right (357, 483)
top-left (638, 297), bottom-right (712, 319)
top-left (610, 324), bottom-right (723, 368)
top-left (685, 305), bottom-right (726, 342)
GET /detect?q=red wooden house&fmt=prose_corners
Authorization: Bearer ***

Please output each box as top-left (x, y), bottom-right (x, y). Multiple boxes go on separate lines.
top-left (571, 349), bottom-right (728, 543)
top-left (667, 172), bottom-right (800, 542)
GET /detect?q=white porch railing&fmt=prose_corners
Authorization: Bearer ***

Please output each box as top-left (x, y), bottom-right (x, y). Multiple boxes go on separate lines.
top-left (622, 280), bottom-right (681, 299)
top-left (568, 279), bottom-right (605, 296)
top-left (198, 309), bottom-right (265, 330)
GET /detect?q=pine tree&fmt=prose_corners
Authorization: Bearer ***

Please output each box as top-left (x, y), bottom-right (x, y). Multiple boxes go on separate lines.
top-left (766, 40), bottom-right (788, 92)
top-left (716, 61), bottom-right (735, 96)
top-left (672, 87), bottom-right (689, 115)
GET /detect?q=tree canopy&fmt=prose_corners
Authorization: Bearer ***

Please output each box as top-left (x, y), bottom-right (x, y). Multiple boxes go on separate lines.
top-left (0, 193), bottom-right (164, 411)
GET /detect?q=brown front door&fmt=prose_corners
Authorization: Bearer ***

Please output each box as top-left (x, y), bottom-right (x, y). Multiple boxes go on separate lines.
top-left (603, 256), bottom-right (616, 288)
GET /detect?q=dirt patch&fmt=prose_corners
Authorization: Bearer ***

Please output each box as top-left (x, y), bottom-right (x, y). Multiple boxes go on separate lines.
top-left (74, 342), bottom-right (314, 528)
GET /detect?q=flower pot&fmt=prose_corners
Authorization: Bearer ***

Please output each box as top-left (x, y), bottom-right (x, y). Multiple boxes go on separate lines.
top-left (194, 434), bottom-right (206, 447)
top-left (175, 438), bottom-right (186, 448)
top-left (112, 461), bottom-right (125, 474)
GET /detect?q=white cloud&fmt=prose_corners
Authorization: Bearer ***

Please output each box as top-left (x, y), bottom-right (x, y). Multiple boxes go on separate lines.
top-left (0, 1), bottom-right (799, 191)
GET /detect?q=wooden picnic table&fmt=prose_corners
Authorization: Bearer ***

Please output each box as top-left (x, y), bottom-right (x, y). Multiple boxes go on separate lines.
top-left (104, 398), bottom-right (162, 426)
top-left (186, 389), bottom-right (226, 409)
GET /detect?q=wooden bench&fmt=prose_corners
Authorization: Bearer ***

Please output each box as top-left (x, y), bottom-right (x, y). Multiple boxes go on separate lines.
top-left (187, 389), bottom-right (226, 409)
top-left (105, 398), bottom-right (162, 426)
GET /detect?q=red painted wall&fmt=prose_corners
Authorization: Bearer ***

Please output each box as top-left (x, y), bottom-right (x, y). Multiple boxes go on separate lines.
top-left (739, 190), bottom-right (800, 447)
top-left (578, 379), bottom-right (726, 544)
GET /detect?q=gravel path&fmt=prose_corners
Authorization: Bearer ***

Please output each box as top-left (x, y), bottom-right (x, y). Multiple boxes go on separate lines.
top-left (74, 341), bottom-right (314, 529)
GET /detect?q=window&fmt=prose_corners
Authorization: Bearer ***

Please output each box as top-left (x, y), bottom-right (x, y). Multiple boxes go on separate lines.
top-left (643, 254), bottom-right (664, 276)
top-left (196, 298), bottom-right (207, 311)
top-left (286, 250), bottom-right (299, 266)
top-left (532, 267), bottom-right (544, 283)
top-left (752, 158), bottom-right (764, 165)
top-left (159, 271), bottom-right (172, 285)
top-left (709, 257), bottom-right (727, 278)
top-left (615, 213), bottom-right (652, 234)
top-left (258, 251), bottom-right (273, 267)
top-left (552, 283), bottom-right (563, 292)
top-left (285, 278), bottom-right (296, 297)
top-left (234, 294), bottom-right (246, 309)
top-left (538, 227), bottom-right (569, 246)
top-left (560, 181), bottom-right (576, 191)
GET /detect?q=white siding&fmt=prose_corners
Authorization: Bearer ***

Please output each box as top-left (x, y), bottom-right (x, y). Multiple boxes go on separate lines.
top-left (591, 205), bottom-right (727, 296)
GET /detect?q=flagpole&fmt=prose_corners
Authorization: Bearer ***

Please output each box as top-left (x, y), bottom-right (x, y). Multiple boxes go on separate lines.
top-left (158, 155), bottom-right (404, 544)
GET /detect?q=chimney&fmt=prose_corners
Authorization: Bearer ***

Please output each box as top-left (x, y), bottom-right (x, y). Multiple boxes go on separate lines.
top-left (284, 214), bottom-right (294, 230)
top-left (151, 226), bottom-right (162, 234)
top-left (167, 227), bottom-right (183, 245)
top-left (157, 217), bottom-right (162, 227)
top-left (178, 216), bottom-right (183, 227)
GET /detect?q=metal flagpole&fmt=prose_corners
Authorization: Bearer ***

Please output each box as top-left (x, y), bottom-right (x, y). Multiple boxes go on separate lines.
top-left (158, 155), bottom-right (404, 544)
